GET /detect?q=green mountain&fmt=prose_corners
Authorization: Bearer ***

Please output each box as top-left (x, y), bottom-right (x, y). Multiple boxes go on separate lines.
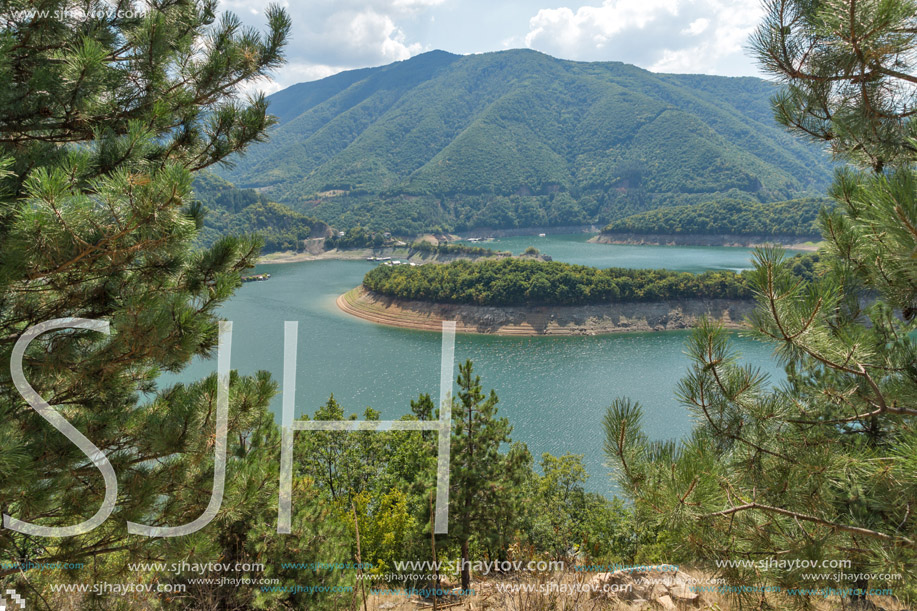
top-left (218, 49), bottom-right (834, 234)
top-left (603, 197), bottom-right (833, 237)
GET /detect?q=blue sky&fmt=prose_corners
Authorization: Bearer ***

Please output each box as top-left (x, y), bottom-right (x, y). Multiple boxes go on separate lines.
top-left (219, 0), bottom-right (767, 93)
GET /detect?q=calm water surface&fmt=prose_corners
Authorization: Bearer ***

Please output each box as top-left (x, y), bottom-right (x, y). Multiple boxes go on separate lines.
top-left (168, 236), bottom-right (784, 494)
top-left (470, 233), bottom-right (764, 272)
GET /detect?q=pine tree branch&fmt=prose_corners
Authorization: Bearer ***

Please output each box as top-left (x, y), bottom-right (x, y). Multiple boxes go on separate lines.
top-left (696, 335), bottom-right (798, 464)
top-left (702, 502), bottom-right (914, 545)
top-left (876, 66), bottom-right (917, 86)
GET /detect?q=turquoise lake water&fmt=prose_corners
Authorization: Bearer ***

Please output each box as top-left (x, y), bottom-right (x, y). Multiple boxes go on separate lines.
top-left (466, 233), bottom-right (762, 272)
top-left (168, 235), bottom-right (786, 495)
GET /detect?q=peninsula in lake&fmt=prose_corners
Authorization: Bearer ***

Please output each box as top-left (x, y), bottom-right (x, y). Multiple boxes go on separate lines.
top-left (338, 258), bottom-right (769, 335)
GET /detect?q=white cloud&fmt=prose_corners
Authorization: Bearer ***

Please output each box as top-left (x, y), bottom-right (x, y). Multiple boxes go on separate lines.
top-left (218, 0), bottom-right (439, 92)
top-left (524, 0), bottom-right (763, 75)
top-left (525, 0), bottom-right (679, 52)
top-left (218, 0), bottom-right (765, 96)
top-left (326, 9), bottom-right (422, 63)
top-left (392, 0), bottom-right (446, 10)
top-left (684, 17), bottom-right (708, 35)
top-left (248, 63), bottom-right (342, 97)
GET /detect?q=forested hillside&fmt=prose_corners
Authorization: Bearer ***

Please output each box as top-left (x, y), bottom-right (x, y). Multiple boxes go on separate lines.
top-left (363, 258), bottom-right (755, 306)
top-left (193, 172), bottom-right (329, 252)
top-left (217, 49), bottom-right (834, 233)
top-left (602, 197), bottom-right (832, 237)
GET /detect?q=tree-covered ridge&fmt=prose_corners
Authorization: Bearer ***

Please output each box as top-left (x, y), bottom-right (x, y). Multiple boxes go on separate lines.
top-left (217, 49), bottom-right (833, 233)
top-left (602, 197), bottom-right (832, 237)
top-left (324, 226), bottom-right (506, 256)
top-left (407, 240), bottom-right (508, 257)
top-left (362, 258), bottom-right (755, 306)
top-left (193, 172), bottom-right (328, 253)
top-left (192, 170), bottom-right (268, 212)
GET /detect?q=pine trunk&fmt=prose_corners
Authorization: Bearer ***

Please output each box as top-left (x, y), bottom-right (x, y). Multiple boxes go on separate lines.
top-left (461, 538), bottom-right (471, 591)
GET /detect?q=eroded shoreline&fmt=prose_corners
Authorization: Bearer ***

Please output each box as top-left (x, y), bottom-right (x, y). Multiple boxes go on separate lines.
top-left (337, 287), bottom-right (755, 336)
top-left (256, 232), bottom-right (821, 265)
top-left (258, 247), bottom-right (510, 265)
top-left (591, 232), bottom-right (821, 251)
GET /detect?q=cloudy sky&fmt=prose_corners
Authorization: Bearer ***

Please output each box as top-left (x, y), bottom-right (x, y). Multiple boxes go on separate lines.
top-left (220, 0), bottom-right (766, 94)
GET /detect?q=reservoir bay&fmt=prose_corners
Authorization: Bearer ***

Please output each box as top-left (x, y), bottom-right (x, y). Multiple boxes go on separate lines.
top-left (168, 235), bottom-right (787, 495)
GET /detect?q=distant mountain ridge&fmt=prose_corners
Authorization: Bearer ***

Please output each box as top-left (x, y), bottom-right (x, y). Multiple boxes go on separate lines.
top-left (218, 49), bottom-right (833, 233)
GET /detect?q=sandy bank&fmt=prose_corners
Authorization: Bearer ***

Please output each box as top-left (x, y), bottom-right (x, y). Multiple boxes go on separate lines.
top-left (337, 287), bottom-right (755, 336)
top-left (258, 248), bottom-right (512, 265)
top-left (591, 232), bottom-right (822, 251)
top-left (460, 224), bottom-right (600, 238)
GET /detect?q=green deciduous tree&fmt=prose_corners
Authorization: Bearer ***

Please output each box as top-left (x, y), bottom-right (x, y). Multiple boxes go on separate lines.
top-left (346, 488), bottom-right (417, 575)
top-left (521, 452), bottom-right (640, 564)
top-left (536, 453), bottom-right (588, 558)
top-left (295, 395), bottom-right (385, 501)
top-left (292, 394), bottom-right (443, 587)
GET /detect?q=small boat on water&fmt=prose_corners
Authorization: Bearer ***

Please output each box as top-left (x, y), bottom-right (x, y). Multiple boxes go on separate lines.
top-left (539, 233), bottom-right (546, 237)
top-left (242, 273), bottom-right (272, 283)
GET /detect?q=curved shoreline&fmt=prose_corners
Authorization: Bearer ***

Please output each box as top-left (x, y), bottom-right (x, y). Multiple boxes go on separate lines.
top-left (591, 232), bottom-right (821, 251)
top-left (258, 247), bottom-right (511, 265)
top-left (337, 287), bottom-right (755, 336)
